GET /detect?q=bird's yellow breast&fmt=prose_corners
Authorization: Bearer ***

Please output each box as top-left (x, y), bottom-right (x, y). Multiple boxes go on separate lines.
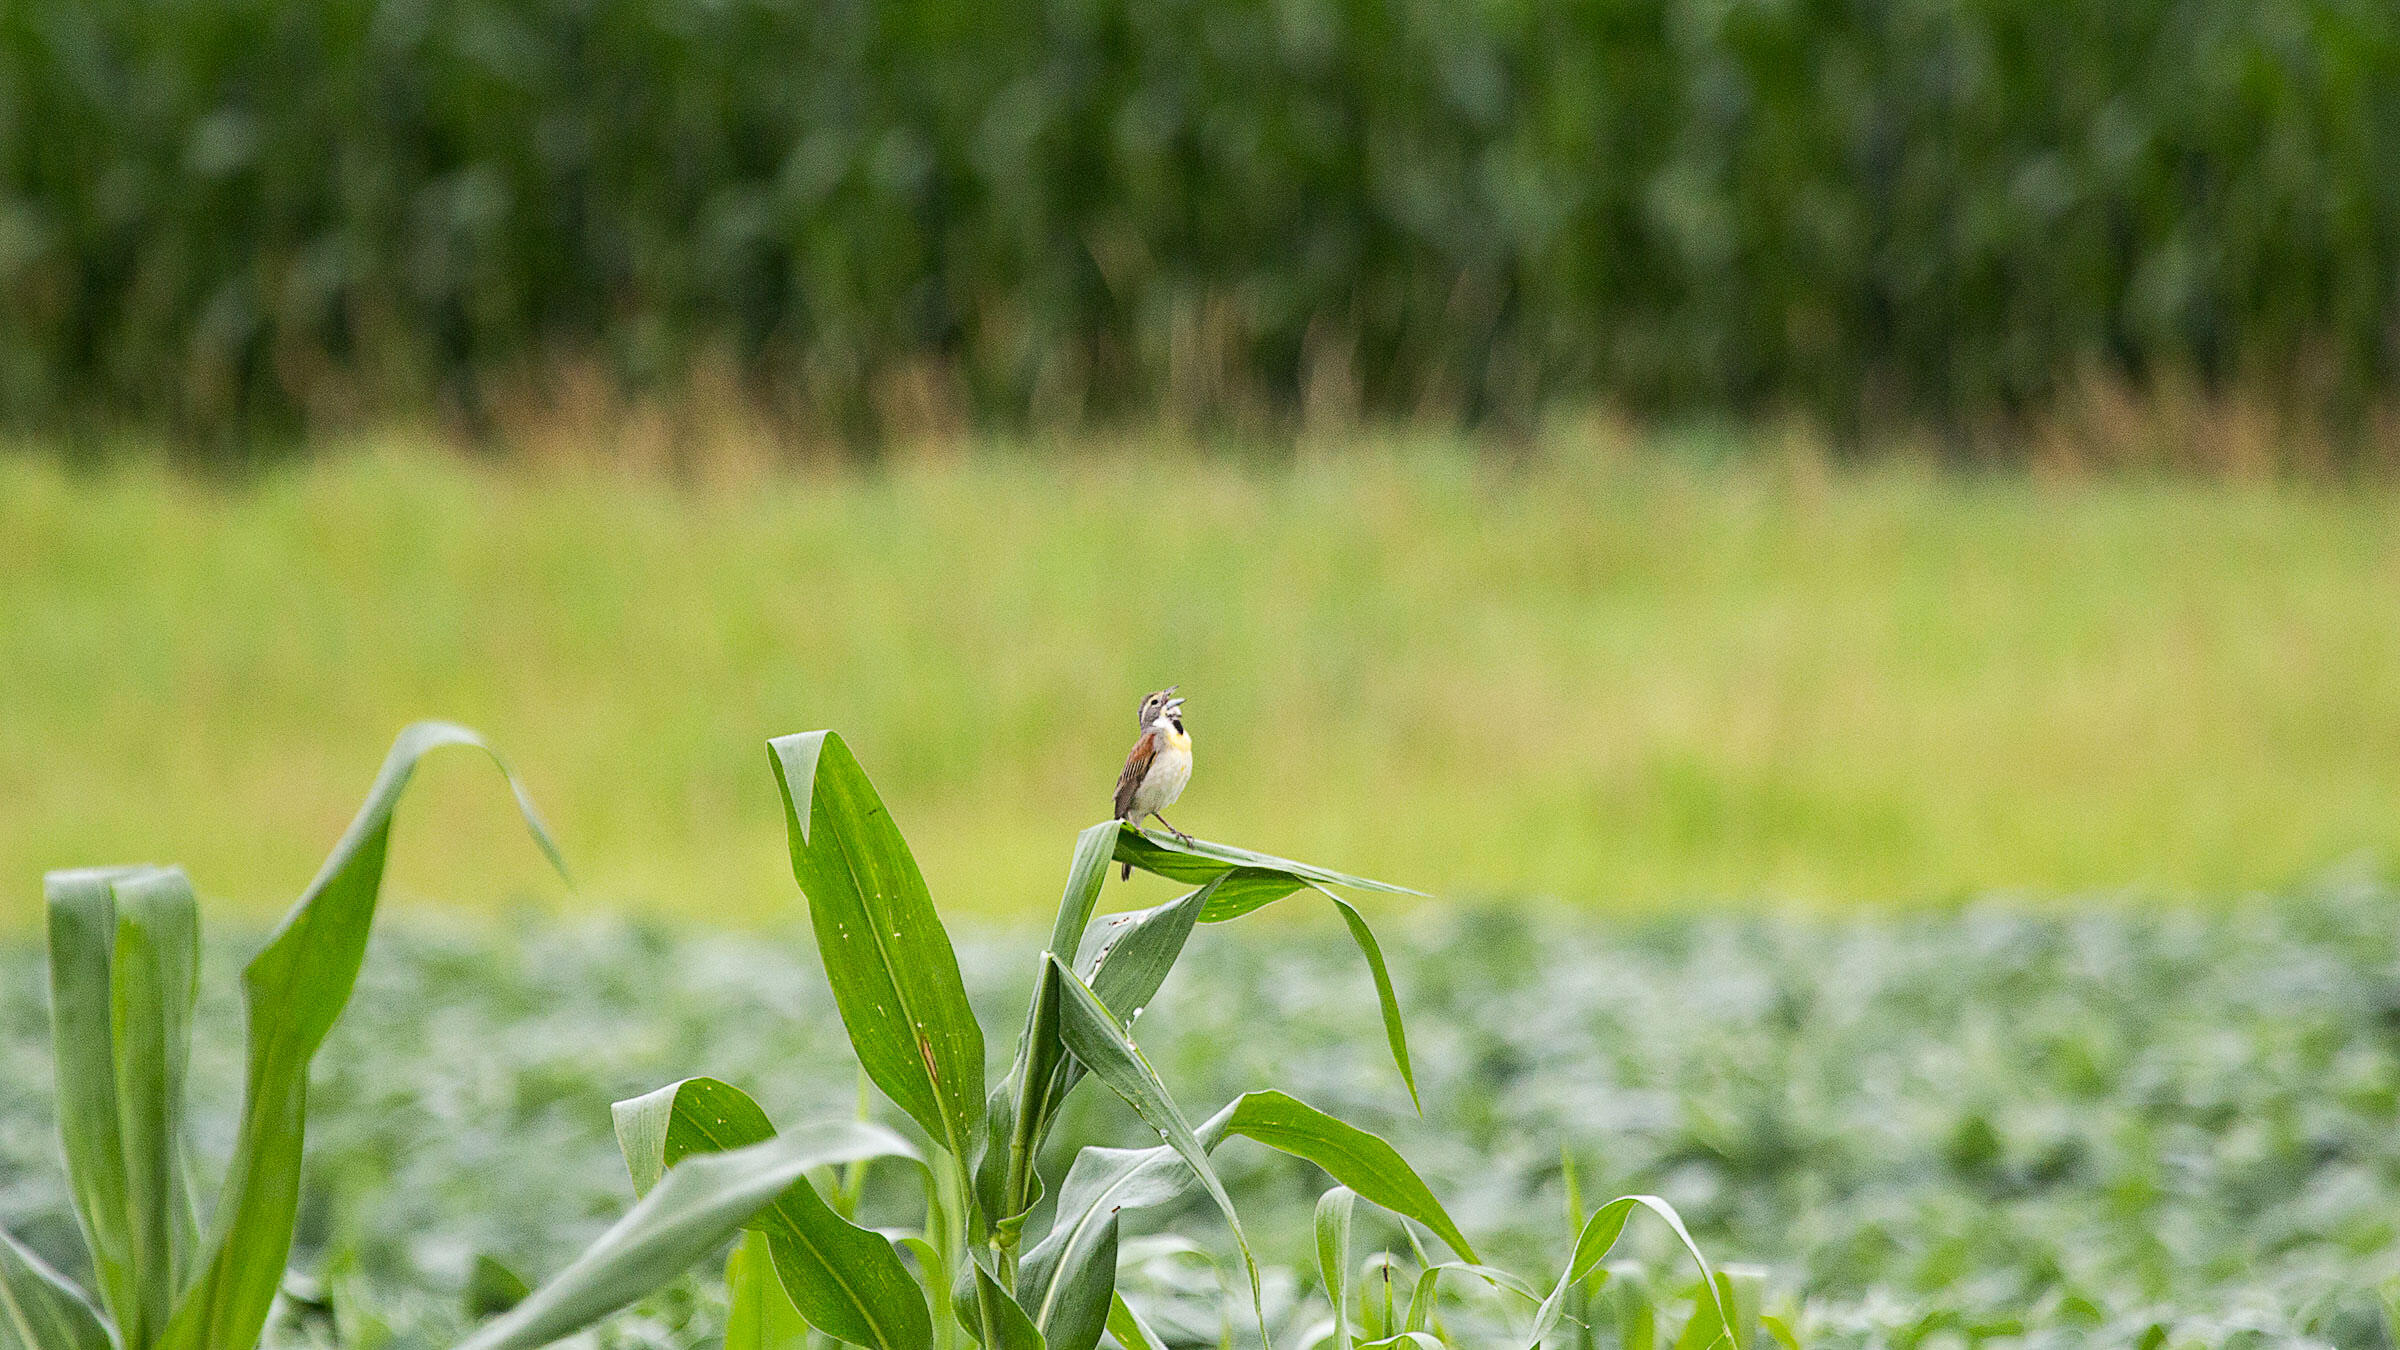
top-left (1161, 724), bottom-right (1191, 754)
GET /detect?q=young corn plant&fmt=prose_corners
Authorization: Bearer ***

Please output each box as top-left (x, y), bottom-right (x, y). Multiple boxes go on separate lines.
top-left (1, 723), bottom-right (562, 1350)
top-left (460, 730), bottom-right (1734, 1350)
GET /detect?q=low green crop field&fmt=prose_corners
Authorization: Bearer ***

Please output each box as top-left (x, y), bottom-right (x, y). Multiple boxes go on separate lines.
top-left (7, 881), bottom-right (2399, 1349)
top-left (5, 436), bottom-right (2399, 926)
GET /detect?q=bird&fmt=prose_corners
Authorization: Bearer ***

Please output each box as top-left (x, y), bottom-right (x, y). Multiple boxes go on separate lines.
top-left (1113, 686), bottom-right (1193, 879)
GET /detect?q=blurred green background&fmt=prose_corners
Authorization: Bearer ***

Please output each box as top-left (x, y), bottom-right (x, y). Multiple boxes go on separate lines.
top-left (5, 0), bottom-right (2400, 924)
top-left (5, 430), bottom-right (2396, 926)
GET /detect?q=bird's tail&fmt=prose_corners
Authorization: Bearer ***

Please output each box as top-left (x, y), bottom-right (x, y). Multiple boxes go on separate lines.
top-left (1121, 861), bottom-right (1132, 881)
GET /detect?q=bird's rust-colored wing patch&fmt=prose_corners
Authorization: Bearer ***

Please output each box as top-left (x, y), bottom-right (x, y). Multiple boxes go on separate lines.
top-left (1113, 727), bottom-right (1159, 820)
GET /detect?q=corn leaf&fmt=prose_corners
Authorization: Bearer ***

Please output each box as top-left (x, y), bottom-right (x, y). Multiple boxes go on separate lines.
top-left (768, 732), bottom-right (986, 1180)
top-left (1323, 896), bottom-right (1418, 1114)
top-left (613, 1078), bottom-right (928, 1350)
top-left (42, 866), bottom-right (143, 1332)
top-left (164, 722), bottom-right (562, 1350)
top-left (1015, 1209), bottom-right (1116, 1350)
top-left (463, 1256), bottom-right (530, 1320)
top-left (1036, 880), bottom-right (1215, 1124)
top-left (1046, 957), bottom-right (1265, 1347)
top-left (0, 1228), bottom-right (111, 1350)
top-left (1315, 1188), bottom-right (1356, 1350)
top-left (961, 1260), bottom-right (1043, 1350)
top-left (1103, 1294), bottom-right (1167, 1350)
top-left (1015, 1140), bottom-right (1193, 1339)
top-left (1108, 832), bottom-right (1420, 900)
top-left (457, 1127), bottom-right (888, 1350)
top-left (1211, 1092), bottom-right (1473, 1263)
top-left (1525, 1197), bottom-right (1725, 1350)
top-left (107, 868), bottom-right (200, 1350)
top-left (724, 1232), bottom-right (810, 1350)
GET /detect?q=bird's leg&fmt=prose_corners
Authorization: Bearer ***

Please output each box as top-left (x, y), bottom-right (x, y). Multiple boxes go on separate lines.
top-left (1150, 813), bottom-right (1195, 845)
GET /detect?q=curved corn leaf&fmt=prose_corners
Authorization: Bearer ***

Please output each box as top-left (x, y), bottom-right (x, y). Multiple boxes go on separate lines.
top-left (1038, 880), bottom-right (1214, 1123)
top-left (1046, 957), bottom-right (1265, 1348)
top-left (1322, 895), bottom-right (1418, 1114)
top-left (1525, 1197), bottom-right (1726, 1350)
top-left (1105, 852), bottom-right (1420, 1108)
top-left (768, 733), bottom-right (985, 1180)
top-left (1672, 1270), bottom-right (1754, 1350)
top-left (724, 1232), bottom-right (810, 1350)
top-left (1315, 1189), bottom-right (1356, 1350)
top-left (1015, 1209), bottom-right (1116, 1350)
top-left (1104, 1293), bottom-right (1167, 1350)
top-left (457, 1127), bottom-right (882, 1350)
top-left (167, 722), bottom-right (563, 1350)
top-left (1211, 1092), bottom-right (1473, 1263)
top-left (960, 1260), bottom-right (1042, 1350)
top-left (42, 866), bottom-right (145, 1332)
top-left (1015, 1139), bottom-right (1192, 1337)
top-left (1195, 871), bottom-right (1311, 923)
top-left (1108, 831), bottom-right (1419, 899)
top-left (0, 1228), bottom-right (111, 1350)
top-left (612, 1078), bottom-right (928, 1350)
top-left (463, 1255), bottom-right (531, 1320)
top-left (1401, 1263), bottom-right (1541, 1333)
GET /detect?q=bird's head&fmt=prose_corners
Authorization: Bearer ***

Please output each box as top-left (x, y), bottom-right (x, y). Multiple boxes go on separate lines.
top-left (1138, 686), bottom-right (1184, 730)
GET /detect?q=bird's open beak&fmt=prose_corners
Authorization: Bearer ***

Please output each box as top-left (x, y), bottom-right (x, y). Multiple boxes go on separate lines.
top-left (1165, 697), bottom-right (1186, 714)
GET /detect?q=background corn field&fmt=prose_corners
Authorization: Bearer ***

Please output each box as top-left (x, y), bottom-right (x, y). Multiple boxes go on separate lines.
top-left (4, 0), bottom-right (2398, 453)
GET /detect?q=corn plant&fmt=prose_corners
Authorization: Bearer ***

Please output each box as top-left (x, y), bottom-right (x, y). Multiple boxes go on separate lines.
top-left (1, 723), bottom-right (561, 1350)
top-left (460, 730), bottom-right (1732, 1350)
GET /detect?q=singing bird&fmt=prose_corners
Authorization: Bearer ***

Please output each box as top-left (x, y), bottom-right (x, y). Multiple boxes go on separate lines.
top-left (1113, 686), bottom-right (1193, 878)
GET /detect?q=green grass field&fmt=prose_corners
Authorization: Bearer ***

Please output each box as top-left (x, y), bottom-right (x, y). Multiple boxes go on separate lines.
top-left (4, 433), bottom-right (2398, 925)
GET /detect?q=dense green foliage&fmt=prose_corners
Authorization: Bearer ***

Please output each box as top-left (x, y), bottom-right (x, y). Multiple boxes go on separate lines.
top-left (3, 0), bottom-right (2396, 447)
top-left (9, 878), bottom-right (2400, 1348)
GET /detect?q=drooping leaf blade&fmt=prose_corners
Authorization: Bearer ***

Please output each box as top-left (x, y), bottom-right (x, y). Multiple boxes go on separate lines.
top-left (163, 723), bottom-right (563, 1350)
top-left (1323, 896), bottom-right (1418, 1114)
top-left (0, 1228), bottom-right (112, 1350)
top-left (1525, 1197), bottom-right (1726, 1350)
top-left (1108, 832), bottom-right (1419, 899)
top-left (612, 1078), bottom-right (929, 1350)
top-left (1212, 1092), bottom-right (1473, 1263)
top-left (1047, 958), bottom-right (1266, 1346)
top-left (457, 1128), bottom-right (885, 1350)
top-left (768, 732), bottom-right (986, 1176)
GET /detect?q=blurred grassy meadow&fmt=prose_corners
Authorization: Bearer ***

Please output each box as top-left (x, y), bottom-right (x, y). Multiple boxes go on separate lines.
top-left (5, 428), bottom-right (2398, 929)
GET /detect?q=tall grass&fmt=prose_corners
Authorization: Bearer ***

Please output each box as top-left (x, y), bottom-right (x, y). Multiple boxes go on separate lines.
top-left (4, 436), bottom-right (2397, 924)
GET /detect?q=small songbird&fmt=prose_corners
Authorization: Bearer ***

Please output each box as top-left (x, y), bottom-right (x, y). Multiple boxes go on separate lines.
top-left (1113, 686), bottom-right (1193, 879)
